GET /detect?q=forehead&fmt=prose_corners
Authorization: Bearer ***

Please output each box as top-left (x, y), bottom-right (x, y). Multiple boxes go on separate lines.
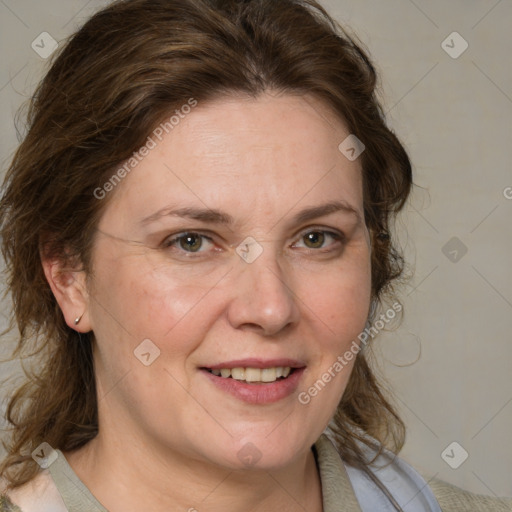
top-left (167, 92), bottom-right (355, 173)
top-left (100, 92), bottom-right (364, 231)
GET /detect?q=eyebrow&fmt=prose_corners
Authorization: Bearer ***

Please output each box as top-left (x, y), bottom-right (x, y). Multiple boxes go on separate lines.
top-left (140, 200), bottom-right (363, 227)
top-left (141, 206), bottom-right (233, 226)
top-left (290, 200), bottom-right (362, 226)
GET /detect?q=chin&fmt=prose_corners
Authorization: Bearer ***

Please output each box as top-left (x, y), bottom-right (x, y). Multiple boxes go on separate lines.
top-left (202, 432), bottom-right (315, 472)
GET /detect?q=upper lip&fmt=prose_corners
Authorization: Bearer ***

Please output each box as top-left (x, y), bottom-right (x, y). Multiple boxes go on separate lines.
top-left (204, 358), bottom-right (306, 370)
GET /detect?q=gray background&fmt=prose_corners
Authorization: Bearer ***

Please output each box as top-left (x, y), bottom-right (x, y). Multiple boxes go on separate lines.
top-left (1, 0), bottom-right (511, 498)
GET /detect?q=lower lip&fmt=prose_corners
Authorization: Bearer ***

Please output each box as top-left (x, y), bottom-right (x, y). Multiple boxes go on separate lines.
top-left (201, 368), bottom-right (305, 404)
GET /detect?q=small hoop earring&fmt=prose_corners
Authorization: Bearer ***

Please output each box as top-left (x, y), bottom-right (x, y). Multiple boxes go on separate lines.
top-left (74, 314), bottom-right (83, 325)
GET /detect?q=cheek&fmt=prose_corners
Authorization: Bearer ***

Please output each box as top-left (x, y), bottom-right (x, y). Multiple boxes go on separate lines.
top-left (302, 258), bottom-right (371, 339)
top-left (325, 277), bottom-right (371, 339)
top-left (92, 246), bottom-right (223, 331)
top-left (297, 252), bottom-right (371, 409)
top-left (134, 261), bottom-right (232, 343)
top-left (296, 271), bottom-right (369, 428)
top-left (88, 257), bottom-right (223, 404)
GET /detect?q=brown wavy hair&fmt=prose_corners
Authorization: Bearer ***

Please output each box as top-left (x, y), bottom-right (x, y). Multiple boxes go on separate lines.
top-left (0, 0), bottom-right (411, 491)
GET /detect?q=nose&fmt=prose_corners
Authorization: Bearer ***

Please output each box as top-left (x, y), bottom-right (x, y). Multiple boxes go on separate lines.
top-left (226, 252), bottom-right (300, 336)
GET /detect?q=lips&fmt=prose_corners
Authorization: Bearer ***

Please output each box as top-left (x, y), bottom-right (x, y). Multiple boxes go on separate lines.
top-left (200, 358), bottom-right (306, 404)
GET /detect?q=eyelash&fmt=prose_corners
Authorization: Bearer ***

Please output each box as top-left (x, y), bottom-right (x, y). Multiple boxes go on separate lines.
top-left (161, 228), bottom-right (345, 257)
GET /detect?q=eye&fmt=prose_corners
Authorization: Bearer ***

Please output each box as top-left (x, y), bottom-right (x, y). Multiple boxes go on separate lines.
top-left (163, 232), bottom-right (215, 254)
top-left (293, 229), bottom-right (343, 250)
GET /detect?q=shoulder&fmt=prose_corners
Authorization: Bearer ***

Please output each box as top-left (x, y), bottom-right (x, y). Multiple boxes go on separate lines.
top-left (428, 477), bottom-right (512, 512)
top-left (319, 432), bottom-right (512, 512)
top-left (0, 494), bottom-right (22, 512)
top-left (0, 472), bottom-right (67, 512)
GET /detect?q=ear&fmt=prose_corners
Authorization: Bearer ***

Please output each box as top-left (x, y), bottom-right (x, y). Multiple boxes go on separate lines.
top-left (41, 255), bottom-right (92, 333)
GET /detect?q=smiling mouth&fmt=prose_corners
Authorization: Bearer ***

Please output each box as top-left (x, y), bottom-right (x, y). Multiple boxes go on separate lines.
top-left (203, 366), bottom-right (296, 384)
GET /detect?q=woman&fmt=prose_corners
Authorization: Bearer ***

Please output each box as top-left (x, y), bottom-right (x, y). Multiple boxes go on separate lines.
top-left (0, 0), bottom-right (510, 510)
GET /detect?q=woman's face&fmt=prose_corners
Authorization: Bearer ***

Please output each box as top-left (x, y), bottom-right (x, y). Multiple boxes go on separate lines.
top-left (86, 92), bottom-right (372, 470)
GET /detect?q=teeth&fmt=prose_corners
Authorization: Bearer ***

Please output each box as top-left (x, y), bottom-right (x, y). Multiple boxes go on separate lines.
top-left (261, 368), bottom-right (277, 382)
top-left (245, 368), bottom-right (261, 382)
top-left (209, 366), bottom-right (292, 383)
top-left (231, 367), bottom-right (245, 380)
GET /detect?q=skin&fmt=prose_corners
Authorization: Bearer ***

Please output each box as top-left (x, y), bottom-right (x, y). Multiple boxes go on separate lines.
top-left (43, 91), bottom-right (372, 512)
